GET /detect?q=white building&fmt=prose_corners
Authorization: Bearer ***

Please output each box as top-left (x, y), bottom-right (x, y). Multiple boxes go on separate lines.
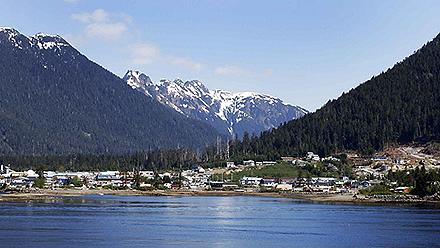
top-left (243, 160), bottom-right (255, 167)
top-left (226, 162), bottom-right (236, 168)
top-left (140, 171), bottom-right (155, 180)
top-left (262, 161), bottom-right (276, 166)
top-left (240, 176), bottom-right (262, 186)
top-left (276, 183), bottom-right (293, 191)
top-left (306, 152), bottom-right (320, 161)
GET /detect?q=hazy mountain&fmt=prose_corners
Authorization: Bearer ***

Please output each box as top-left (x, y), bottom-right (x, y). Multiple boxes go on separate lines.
top-left (123, 70), bottom-right (308, 138)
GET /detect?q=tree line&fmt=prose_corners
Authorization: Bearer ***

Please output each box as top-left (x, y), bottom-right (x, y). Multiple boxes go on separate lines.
top-left (0, 136), bottom-right (234, 172)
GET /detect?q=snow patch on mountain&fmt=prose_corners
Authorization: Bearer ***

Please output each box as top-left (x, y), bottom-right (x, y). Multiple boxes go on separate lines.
top-left (0, 27), bottom-right (30, 49)
top-left (31, 33), bottom-right (70, 50)
top-left (123, 70), bottom-right (308, 137)
top-left (125, 70), bottom-right (154, 97)
top-left (0, 28), bottom-right (73, 53)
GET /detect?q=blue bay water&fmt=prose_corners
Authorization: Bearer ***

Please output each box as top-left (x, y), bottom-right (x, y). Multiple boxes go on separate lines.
top-left (0, 195), bottom-right (439, 247)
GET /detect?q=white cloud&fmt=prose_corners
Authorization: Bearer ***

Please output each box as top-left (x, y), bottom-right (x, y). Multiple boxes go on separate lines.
top-left (71, 9), bottom-right (128, 40)
top-left (86, 22), bottom-right (127, 40)
top-left (214, 65), bottom-right (249, 77)
top-left (71, 9), bottom-right (109, 23)
top-left (169, 56), bottom-right (203, 71)
top-left (70, 9), bottom-right (205, 72)
top-left (120, 14), bottom-right (133, 24)
top-left (127, 45), bottom-right (204, 69)
top-left (129, 43), bottom-right (161, 65)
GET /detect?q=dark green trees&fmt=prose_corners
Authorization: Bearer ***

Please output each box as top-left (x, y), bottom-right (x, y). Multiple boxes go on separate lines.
top-left (0, 29), bottom-right (219, 155)
top-left (231, 33), bottom-right (440, 159)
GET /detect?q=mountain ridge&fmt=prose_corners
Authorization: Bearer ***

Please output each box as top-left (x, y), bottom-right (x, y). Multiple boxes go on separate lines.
top-left (0, 28), bottom-right (220, 155)
top-left (123, 70), bottom-right (308, 137)
top-left (229, 33), bottom-right (440, 159)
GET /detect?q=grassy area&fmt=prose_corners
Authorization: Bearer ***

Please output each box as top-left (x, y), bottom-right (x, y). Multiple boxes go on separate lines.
top-left (212, 159), bottom-right (352, 183)
top-left (219, 162), bottom-right (312, 182)
top-left (359, 184), bottom-right (394, 195)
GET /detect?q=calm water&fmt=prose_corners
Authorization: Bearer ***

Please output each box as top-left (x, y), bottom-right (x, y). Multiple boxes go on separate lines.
top-left (0, 195), bottom-right (439, 248)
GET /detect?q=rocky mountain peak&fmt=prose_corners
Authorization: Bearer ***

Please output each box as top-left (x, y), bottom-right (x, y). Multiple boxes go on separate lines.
top-left (30, 33), bottom-right (70, 50)
top-left (0, 28), bottom-right (74, 56)
top-left (123, 70), bottom-right (308, 137)
top-left (123, 70), bottom-right (153, 92)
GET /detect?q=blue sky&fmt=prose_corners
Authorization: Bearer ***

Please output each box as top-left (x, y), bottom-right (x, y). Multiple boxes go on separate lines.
top-left (1, 0), bottom-right (440, 111)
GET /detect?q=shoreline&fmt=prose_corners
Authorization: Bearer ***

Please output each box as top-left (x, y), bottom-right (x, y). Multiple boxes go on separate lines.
top-left (1, 188), bottom-right (439, 207)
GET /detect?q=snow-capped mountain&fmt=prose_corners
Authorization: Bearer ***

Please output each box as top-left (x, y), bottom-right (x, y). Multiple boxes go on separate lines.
top-left (0, 28), bottom-right (220, 154)
top-left (1, 27), bottom-right (73, 53)
top-left (0, 27), bottom-right (81, 71)
top-left (123, 70), bottom-right (308, 137)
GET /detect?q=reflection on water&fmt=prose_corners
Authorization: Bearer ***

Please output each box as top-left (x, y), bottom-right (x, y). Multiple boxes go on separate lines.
top-left (0, 195), bottom-right (439, 248)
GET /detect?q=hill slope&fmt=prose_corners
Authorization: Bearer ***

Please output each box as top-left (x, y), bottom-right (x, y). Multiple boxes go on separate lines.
top-left (123, 70), bottom-right (307, 138)
top-left (231, 34), bottom-right (440, 159)
top-left (0, 28), bottom-right (219, 154)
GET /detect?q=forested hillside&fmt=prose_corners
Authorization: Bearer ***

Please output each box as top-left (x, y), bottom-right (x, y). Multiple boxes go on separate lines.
top-left (0, 28), bottom-right (219, 154)
top-left (230, 33), bottom-right (440, 160)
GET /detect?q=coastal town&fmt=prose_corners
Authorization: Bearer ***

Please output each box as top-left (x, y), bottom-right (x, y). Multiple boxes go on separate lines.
top-left (2, 2), bottom-right (440, 247)
top-left (1, 145), bottom-right (439, 203)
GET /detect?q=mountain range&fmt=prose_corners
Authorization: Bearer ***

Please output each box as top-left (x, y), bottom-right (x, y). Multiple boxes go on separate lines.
top-left (2, 26), bottom-right (435, 158)
top-left (0, 27), bottom-right (220, 154)
top-left (123, 70), bottom-right (307, 138)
